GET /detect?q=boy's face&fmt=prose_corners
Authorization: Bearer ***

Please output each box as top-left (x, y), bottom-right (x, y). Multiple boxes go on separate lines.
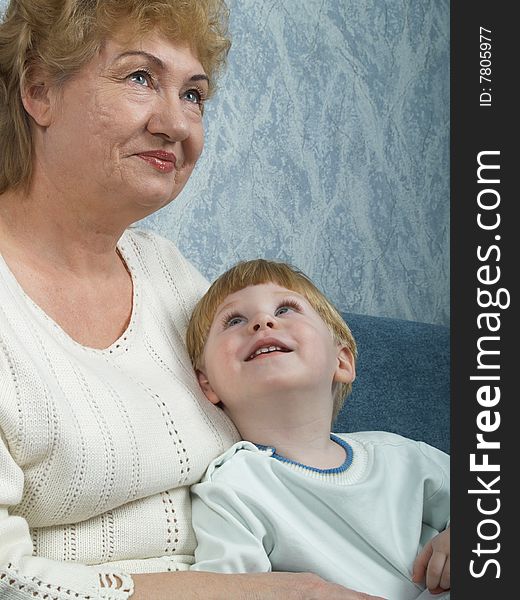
top-left (197, 283), bottom-right (354, 418)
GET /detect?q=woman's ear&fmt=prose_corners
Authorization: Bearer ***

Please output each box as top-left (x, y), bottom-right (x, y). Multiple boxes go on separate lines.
top-left (21, 76), bottom-right (56, 127)
top-left (333, 346), bottom-right (356, 384)
top-left (196, 370), bottom-right (222, 405)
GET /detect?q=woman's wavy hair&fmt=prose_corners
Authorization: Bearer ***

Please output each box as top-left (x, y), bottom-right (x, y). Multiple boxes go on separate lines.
top-left (186, 259), bottom-right (358, 423)
top-left (0, 0), bottom-right (231, 193)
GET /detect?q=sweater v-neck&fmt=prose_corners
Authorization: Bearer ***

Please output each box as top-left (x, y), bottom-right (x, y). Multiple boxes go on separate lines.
top-left (0, 229), bottom-right (139, 357)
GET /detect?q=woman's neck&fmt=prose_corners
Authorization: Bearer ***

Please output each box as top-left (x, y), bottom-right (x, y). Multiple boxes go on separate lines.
top-left (0, 187), bottom-right (135, 349)
top-left (0, 187), bottom-right (126, 274)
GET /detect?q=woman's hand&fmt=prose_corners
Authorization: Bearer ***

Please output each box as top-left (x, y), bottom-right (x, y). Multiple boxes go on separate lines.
top-left (132, 571), bottom-right (387, 600)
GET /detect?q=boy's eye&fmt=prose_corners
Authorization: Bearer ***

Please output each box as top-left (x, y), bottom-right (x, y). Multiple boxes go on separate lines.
top-left (225, 315), bottom-right (246, 328)
top-left (275, 300), bottom-right (302, 316)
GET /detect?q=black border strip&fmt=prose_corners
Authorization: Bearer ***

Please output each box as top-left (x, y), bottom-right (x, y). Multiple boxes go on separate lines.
top-left (451, 2), bottom-right (514, 595)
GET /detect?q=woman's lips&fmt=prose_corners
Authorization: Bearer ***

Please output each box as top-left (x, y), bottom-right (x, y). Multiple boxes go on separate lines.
top-left (136, 151), bottom-right (176, 173)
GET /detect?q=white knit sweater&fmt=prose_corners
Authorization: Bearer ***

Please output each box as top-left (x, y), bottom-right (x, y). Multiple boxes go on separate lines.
top-left (0, 227), bottom-right (239, 599)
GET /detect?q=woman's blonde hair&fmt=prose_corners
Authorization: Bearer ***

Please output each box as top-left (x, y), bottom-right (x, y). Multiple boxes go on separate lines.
top-left (0, 0), bottom-right (231, 193)
top-left (186, 259), bottom-right (358, 422)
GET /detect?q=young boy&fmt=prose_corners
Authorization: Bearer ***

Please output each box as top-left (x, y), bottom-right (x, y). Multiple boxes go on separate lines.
top-left (186, 259), bottom-right (450, 600)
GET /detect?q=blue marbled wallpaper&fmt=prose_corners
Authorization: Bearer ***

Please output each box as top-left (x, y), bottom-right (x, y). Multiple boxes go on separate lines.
top-left (144, 0), bottom-right (450, 326)
top-left (1, 0), bottom-right (450, 325)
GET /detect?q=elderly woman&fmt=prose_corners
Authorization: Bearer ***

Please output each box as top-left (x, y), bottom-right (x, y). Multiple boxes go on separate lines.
top-left (0, 1), bottom-right (384, 599)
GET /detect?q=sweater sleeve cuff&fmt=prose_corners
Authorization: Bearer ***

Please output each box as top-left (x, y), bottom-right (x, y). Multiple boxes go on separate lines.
top-left (99, 572), bottom-right (135, 599)
top-left (0, 563), bottom-right (134, 600)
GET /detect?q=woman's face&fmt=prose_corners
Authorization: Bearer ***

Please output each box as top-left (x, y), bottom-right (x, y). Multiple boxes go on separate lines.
top-left (38, 29), bottom-right (207, 220)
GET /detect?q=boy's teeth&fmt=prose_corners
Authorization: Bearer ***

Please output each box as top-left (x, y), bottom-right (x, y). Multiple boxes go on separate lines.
top-left (250, 345), bottom-right (282, 359)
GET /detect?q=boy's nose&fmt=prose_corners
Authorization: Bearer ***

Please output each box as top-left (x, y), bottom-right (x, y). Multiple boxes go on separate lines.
top-left (252, 316), bottom-right (274, 331)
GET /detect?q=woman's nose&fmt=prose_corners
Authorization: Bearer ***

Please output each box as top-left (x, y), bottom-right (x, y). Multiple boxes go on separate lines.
top-left (147, 95), bottom-right (190, 142)
top-left (251, 315), bottom-right (275, 332)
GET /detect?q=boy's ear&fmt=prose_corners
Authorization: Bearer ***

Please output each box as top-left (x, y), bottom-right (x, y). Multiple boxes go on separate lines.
top-left (196, 370), bottom-right (222, 405)
top-left (21, 75), bottom-right (56, 127)
top-left (333, 346), bottom-right (356, 384)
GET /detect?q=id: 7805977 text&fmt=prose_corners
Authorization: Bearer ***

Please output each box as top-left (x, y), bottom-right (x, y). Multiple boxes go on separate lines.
top-left (480, 27), bottom-right (492, 107)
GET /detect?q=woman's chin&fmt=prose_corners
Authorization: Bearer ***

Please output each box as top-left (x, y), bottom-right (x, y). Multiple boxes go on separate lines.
top-left (136, 193), bottom-right (175, 211)
top-left (127, 182), bottom-right (182, 215)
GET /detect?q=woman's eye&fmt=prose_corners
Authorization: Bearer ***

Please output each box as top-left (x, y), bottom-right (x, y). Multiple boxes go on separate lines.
top-left (129, 71), bottom-right (152, 87)
top-left (275, 306), bottom-right (294, 316)
top-left (183, 88), bottom-right (203, 105)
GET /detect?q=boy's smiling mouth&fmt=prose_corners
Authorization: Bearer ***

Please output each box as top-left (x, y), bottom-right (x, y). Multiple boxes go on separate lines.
top-left (245, 339), bottom-right (292, 361)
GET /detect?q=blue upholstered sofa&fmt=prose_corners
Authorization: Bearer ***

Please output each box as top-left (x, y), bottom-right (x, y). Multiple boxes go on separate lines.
top-left (333, 313), bottom-right (450, 455)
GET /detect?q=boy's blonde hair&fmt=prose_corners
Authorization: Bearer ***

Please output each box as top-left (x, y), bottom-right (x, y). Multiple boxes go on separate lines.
top-left (186, 259), bottom-right (357, 422)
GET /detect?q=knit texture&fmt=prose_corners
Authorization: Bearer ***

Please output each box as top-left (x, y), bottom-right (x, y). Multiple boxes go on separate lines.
top-left (0, 227), bottom-right (239, 599)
